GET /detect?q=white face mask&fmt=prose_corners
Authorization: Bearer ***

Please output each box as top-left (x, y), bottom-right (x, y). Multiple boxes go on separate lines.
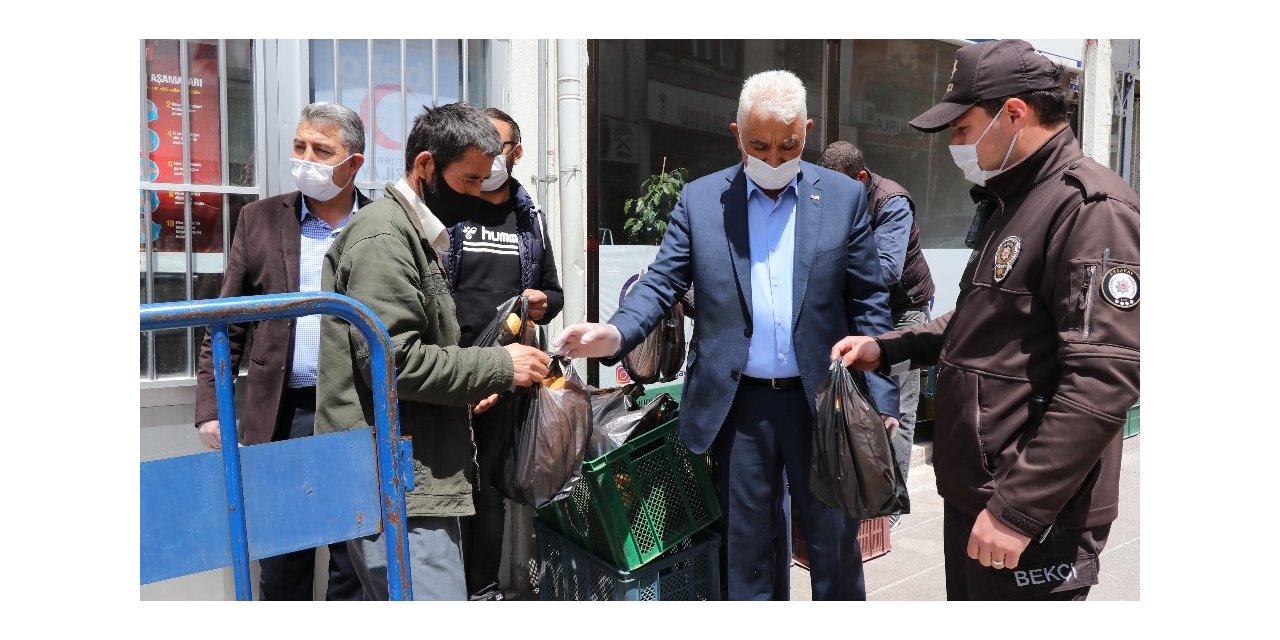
top-left (948, 106), bottom-right (1018, 187)
top-left (290, 154), bottom-right (354, 201)
top-left (480, 154), bottom-right (509, 192)
top-left (741, 143), bottom-right (803, 190)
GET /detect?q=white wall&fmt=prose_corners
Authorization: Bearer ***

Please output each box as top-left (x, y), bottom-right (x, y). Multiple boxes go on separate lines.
top-left (922, 248), bottom-right (973, 317)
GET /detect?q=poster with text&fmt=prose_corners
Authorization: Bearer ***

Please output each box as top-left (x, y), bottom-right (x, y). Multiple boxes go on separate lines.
top-left (143, 39), bottom-right (223, 265)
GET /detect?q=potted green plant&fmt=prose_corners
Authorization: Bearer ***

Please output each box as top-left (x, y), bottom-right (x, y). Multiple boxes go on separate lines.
top-left (622, 159), bottom-right (688, 245)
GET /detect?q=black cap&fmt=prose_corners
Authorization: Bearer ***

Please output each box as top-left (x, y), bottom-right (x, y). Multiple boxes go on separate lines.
top-left (909, 39), bottom-right (1059, 133)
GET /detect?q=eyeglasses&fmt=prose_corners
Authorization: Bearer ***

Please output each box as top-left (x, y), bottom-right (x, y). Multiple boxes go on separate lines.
top-left (500, 140), bottom-right (517, 152)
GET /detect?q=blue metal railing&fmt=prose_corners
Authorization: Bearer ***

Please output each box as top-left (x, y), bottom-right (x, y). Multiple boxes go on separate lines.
top-left (140, 291), bottom-right (413, 600)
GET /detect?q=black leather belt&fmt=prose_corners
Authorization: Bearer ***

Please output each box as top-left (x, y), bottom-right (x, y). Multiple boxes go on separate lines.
top-left (284, 385), bottom-right (317, 397)
top-left (280, 386), bottom-right (317, 414)
top-left (740, 375), bottom-right (803, 390)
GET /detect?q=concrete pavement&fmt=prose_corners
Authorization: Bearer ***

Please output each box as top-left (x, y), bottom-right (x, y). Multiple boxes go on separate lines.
top-left (790, 433), bottom-right (1141, 600)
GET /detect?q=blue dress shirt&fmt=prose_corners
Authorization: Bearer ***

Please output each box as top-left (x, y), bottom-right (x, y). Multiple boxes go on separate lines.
top-left (288, 196), bottom-right (356, 388)
top-left (743, 174), bottom-right (801, 379)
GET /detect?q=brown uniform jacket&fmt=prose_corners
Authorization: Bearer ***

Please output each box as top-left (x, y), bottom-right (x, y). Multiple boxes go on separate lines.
top-left (194, 190), bottom-right (369, 445)
top-left (876, 126), bottom-right (1139, 539)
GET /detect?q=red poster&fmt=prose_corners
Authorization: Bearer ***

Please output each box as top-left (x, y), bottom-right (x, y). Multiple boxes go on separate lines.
top-left (143, 39), bottom-right (223, 256)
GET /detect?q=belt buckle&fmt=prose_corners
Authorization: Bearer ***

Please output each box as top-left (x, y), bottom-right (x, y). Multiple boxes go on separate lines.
top-left (770, 378), bottom-right (781, 390)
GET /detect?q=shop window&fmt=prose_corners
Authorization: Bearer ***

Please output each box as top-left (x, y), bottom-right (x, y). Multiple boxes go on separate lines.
top-left (838, 40), bottom-right (1083, 249)
top-left (647, 40), bottom-right (742, 76)
top-left (838, 39), bottom-right (976, 249)
top-left (780, 40), bottom-right (824, 88)
top-left (308, 39), bottom-right (491, 193)
top-left (141, 39), bottom-right (258, 381)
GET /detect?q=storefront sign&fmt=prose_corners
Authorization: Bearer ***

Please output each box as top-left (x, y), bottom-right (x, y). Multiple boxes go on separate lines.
top-left (860, 111), bottom-right (931, 151)
top-left (647, 80), bottom-right (735, 136)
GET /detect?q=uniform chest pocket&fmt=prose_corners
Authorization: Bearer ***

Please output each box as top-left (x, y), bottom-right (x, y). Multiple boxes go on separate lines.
top-left (1067, 257), bottom-right (1139, 346)
top-left (1067, 259), bottom-right (1099, 340)
top-left (975, 234), bottom-right (1036, 293)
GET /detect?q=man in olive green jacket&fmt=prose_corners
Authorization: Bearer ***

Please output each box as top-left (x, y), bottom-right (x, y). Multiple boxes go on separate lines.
top-left (316, 102), bottom-right (550, 601)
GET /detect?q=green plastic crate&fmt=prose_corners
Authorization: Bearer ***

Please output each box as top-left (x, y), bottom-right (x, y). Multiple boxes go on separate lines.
top-left (637, 380), bottom-right (683, 406)
top-left (537, 415), bottom-right (720, 571)
top-left (1124, 401), bottom-right (1140, 438)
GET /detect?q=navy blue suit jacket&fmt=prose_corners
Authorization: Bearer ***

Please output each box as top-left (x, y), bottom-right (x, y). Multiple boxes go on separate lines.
top-left (607, 161), bottom-right (898, 454)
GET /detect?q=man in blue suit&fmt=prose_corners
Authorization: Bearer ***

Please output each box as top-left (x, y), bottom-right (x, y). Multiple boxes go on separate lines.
top-left (557, 69), bottom-right (897, 600)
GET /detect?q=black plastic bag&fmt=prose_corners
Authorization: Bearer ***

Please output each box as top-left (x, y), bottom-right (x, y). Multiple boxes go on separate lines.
top-left (501, 356), bottom-right (592, 508)
top-left (619, 275), bottom-right (689, 384)
top-left (474, 388), bottom-right (518, 494)
top-left (809, 360), bottom-right (909, 520)
top-left (474, 295), bottom-right (537, 348)
top-left (588, 383), bottom-right (644, 428)
top-left (586, 389), bottom-right (678, 459)
top-left (474, 295), bottom-right (537, 494)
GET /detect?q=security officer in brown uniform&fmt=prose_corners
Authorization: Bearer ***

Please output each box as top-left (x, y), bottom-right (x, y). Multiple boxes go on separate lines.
top-left (831, 39), bottom-right (1139, 600)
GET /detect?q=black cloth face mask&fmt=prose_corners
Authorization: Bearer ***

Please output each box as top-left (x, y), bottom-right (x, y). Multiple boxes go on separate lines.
top-left (420, 167), bottom-right (485, 227)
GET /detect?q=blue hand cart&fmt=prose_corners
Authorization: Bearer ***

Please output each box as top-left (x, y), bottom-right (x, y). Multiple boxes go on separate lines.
top-left (140, 292), bottom-right (414, 600)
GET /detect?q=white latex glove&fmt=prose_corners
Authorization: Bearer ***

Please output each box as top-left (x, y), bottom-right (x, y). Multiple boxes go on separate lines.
top-left (555, 323), bottom-right (623, 359)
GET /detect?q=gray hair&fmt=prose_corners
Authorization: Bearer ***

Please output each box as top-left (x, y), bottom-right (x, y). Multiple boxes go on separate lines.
top-left (736, 70), bottom-right (808, 128)
top-left (299, 102), bottom-right (366, 156)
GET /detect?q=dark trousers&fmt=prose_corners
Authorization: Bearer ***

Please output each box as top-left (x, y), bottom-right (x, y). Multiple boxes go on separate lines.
top-left (463, 392), bottom-right (516, 599)
top-left (942, 501), bottom-right (1110, 601)
top-left (711, 384), bottom-right (865, 600)
top-left (257, 386), bottom-right (364, 601)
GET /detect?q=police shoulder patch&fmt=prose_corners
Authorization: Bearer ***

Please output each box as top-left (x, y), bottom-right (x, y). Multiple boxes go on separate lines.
top-left (992, 236), bottom-right (1022, 283)
top-left (1101, 266), bottom-right (1139, 309)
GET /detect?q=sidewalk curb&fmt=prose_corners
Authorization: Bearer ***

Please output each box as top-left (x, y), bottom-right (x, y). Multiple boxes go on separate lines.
top-left (911, 440), bottom-right (933, 467)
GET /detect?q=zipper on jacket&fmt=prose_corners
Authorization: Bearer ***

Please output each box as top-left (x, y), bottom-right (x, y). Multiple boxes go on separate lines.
top-left (944, 209), bottom-right (1007, 356)
top-left (1081, 265), bottom-right (1096, 340)
top-left (1039, 523), bottom-right (1053, 544)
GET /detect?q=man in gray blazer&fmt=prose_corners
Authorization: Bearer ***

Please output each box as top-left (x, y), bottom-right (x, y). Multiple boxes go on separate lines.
top-left (558, 70), bottom-right (896, 600)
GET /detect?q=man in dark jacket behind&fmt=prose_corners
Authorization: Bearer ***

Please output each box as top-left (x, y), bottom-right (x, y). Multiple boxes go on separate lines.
top-left (445, 107), bottom-right (563, 601)
top-left (832, 39), bottom-right (1139, 600)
